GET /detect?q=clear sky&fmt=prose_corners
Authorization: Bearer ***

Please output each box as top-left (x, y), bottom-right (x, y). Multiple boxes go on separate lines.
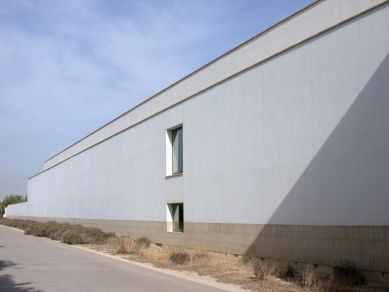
top-left (0, 0), bottom-right (314, 200)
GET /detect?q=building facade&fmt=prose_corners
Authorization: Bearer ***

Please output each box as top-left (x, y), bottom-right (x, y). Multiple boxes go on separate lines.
top-left (8, 0), bottom-right (389, 275)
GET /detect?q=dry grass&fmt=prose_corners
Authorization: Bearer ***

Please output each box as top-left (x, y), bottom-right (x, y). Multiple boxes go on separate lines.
top-left (253, 259), bottom-right (279, 280)
top-left (134, 237), bottom-right (151, 249)
top-left (284, 264), bottom-right (296, 278)
top-left (302, 264), bottom-right (322, 291)
top-left (107, 235), bottom-right (151, 256)
top-left (2, 219), bottom-right (388, 292)
top-left (113, 245), bottom-right (307, 292)
top-left (169, 250), bottom-right (190, 265)
top-left (108, 235), bottom-right (134, 254)
top-left (0, 218), bottom-right (37, 230)
top-left (332, 259), bottom-right (366, 287)
top-left (101, 243), bottom-right (389, 292)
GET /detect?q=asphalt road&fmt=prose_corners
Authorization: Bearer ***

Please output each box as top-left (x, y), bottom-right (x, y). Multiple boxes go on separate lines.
top-left (0, 225), bottom-right (227, 292)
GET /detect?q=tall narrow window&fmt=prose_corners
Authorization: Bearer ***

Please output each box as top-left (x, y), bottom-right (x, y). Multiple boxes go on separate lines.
top-left (172, 127), bottom-right (183, 174)
top-left (166, 125), bottom-right (183, 176)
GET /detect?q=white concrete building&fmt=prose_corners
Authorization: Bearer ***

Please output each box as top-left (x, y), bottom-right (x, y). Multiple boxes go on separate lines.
top-left (8, 0), bottom-right (389, 275)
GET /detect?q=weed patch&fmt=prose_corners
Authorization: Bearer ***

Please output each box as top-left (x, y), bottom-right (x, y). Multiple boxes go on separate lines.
top-left (253, 260), bottom-right (279, 280)
top-left (109, 235), bottom-right (133, 254)
top-left (169, 250), bottom-right (190, 265)
top-left (135, 237), bottom-right (151, 249)
top-left (0, 218), bottom-right (37, 230)
top-left (302, 264), bottom-right (320, 290)
top-left (284, 264), bottom-right (295, 278)
top-left (333, 259), bottom-right (365, 287)
top-left (192, 251), bottom-right (208, 263)
top-left (107, 235), bottom-right (152, 255)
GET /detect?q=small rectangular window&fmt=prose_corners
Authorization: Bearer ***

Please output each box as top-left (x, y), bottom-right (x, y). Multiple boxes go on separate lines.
top-left (167, 203), bottom-right (184, 232)
top-left (166, 125), bottom-right (183, 176)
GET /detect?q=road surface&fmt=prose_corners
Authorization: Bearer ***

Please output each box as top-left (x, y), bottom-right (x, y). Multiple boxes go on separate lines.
top-left (0, 224), bottom-right (230, 292)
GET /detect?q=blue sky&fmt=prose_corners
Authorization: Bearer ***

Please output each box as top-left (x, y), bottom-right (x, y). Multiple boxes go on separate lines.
top-left (0, 0), bottom-right (313, 200)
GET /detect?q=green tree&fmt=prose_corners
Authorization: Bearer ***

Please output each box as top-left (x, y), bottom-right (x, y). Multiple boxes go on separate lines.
top-left (0, 194), bottom-right (27, 216)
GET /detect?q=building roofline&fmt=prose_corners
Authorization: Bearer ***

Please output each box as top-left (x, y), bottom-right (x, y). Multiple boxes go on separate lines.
top-left (41, 0), bottom-right (388, 170)
top-left (43, 0), bottom-right (321, 164)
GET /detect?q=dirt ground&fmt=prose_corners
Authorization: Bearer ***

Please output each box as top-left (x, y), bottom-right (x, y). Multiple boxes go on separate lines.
top-left (82, 240), bottom-right (389, 292)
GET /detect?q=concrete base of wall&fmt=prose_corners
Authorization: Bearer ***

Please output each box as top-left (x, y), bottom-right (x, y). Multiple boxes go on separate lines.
top-left (8, 216), bottom-right (388, 280)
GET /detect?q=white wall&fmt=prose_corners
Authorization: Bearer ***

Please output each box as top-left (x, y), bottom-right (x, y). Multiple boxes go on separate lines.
top-left (9, 3), bottom-right (389, 226)
top-left (43, 0), bottom-right (387, 170)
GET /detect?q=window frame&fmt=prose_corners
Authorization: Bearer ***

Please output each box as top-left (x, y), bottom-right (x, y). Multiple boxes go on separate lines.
top-left (167, 203), bottom-right (184, 233)
top-left (166, 125), bottom-right (183, 177)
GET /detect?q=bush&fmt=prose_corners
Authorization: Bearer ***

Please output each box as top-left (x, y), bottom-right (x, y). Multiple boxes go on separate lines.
top-left (135, 237), bottom-right (151, 249)
top-left (192, 251), bottom-right (208, 263)
top-left (0, 218), bottom-right (37, 231)
top-left (108, 236), bottom-right (152, 255)
top-left (52, 229), bottom-right (66, 241)
top-left (29, 221), bottom-right (58, 237)
top-left (78, 233), bottom-right (95, 244)
top-left (111, 235), bottom-right (133, 254)
top-left (302, 264), bottom-right (319, 289)
top-left (61, 230), bottom-right (83, 244)
top-left (24, 222), bottom-right (39, 235)
top-left (253, 260), bottom-right (278, 280)
top-left (169, 251), bottom-right (190, 265)
top-left (0, 218), bottom-right (114, 245)
top-left (283, 264), bottom-right (295, 278)
top-left (333, 259), bottom-right (365, 286)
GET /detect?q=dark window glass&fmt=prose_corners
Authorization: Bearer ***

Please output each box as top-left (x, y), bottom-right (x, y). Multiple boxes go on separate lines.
top-left (172, 203), bottom-right (184, 232)
top-left (172, 127), bottom-right (183, 174)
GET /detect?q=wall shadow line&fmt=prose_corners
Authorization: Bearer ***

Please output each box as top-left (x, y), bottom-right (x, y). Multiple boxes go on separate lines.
top-left (243, 49), bottom-right (389, 272)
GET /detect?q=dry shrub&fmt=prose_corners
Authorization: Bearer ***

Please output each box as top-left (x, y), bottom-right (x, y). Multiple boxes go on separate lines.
top-left (302, 264), bottom-right (322, 291)
top-left (141, 245), bottom-right (171, 267)
top-left (253, 260), bottom-right (279, 280)
top-left (180, 246), bottom-right (209, 264)
top-left (192, 250), bottom-right (209, 264)
top-left (78, 233), bottom-right (95, 244)
top-left (164, 245), bottom-right (211, 266)
top-left (1, 218), bottom-right (114, 244)
top-left (110, 235), bottom-right (134, 254)
top-left (238, 255), bottom-right (252, 265)
top-left (134, 237), bottom-right (151, 249)
top-left (0, 218), bottom-right (37, 230)
top-left (24, 222), bottom-right (40, 235)
top-left (166, 246), bottom-right (191, 265)
top-left (132, 237), bottom-right (151, 256)
top-left (169, 251), bottom-right (190, 265)
top-left (26, 221), bottom-right (59, 237)
top-left (332, 259), bottom-right (365, 287)
top-left (141, 245), bottom-right (210, 269)
top-left (109, 236), bottom-right (152, 256)
top-left (61, 230), bottom-right (82, 244)
top-left (57, 224), bottom-right (113, 244)
top-left (283, 264), bottom-right (295, 278)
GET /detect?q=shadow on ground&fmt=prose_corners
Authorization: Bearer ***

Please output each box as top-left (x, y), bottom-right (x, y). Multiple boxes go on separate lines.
top-left (0, 260), bottom-right (43, 292)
